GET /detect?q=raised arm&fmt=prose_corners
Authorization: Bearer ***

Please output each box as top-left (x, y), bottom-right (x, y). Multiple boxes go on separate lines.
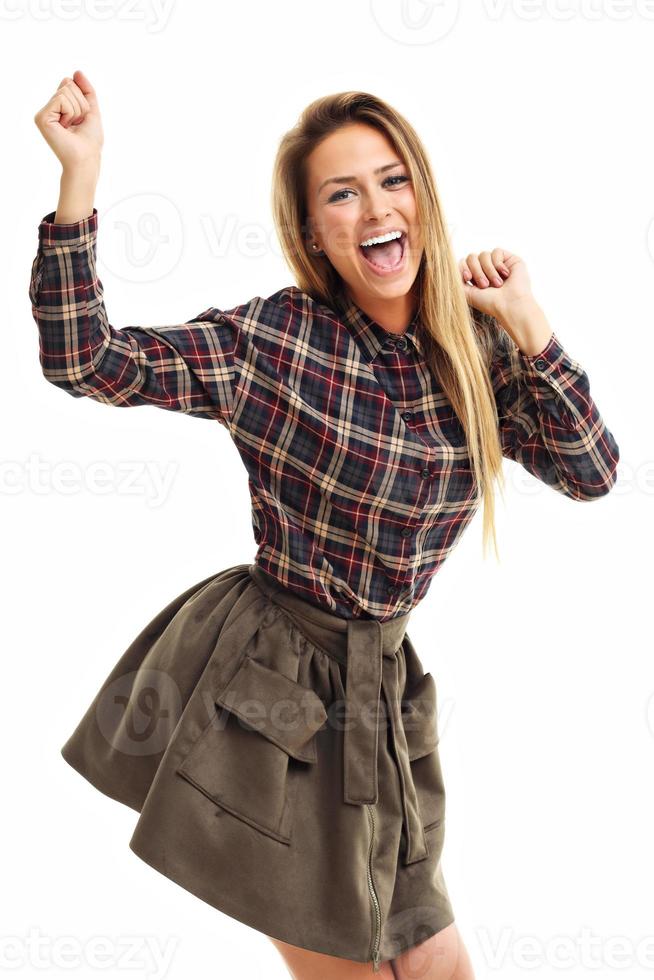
top-left (31, 71), bottom-right (239, 425)
top-left (490, 326), bottom-right (620, 500)
top-left (460, 248), bottom-right (620, 500)
top-left (29, 207), bottom-right (239, 424)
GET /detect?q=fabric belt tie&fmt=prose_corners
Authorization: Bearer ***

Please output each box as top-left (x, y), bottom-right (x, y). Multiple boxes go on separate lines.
top-left (345, 620), bottom-right (429, 863)
top-left (248, 565), bottom-right (429, 865)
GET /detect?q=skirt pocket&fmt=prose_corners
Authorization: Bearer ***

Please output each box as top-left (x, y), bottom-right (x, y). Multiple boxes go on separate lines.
top-left (402, 671), bottom-right (445, 833)
top-left (176, 654), bottom-right (328, 844)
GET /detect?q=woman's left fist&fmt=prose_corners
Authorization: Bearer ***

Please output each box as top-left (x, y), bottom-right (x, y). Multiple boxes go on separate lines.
top-left (459, 248), bottom-right (534, 320)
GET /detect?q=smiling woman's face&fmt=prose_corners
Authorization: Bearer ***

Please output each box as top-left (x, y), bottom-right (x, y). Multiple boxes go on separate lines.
top-left (305, 121), bottom-right (423, 321)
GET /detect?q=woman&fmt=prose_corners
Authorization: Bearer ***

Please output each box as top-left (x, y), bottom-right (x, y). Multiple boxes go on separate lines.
top-left (30, 71), bottom-right (619, 979)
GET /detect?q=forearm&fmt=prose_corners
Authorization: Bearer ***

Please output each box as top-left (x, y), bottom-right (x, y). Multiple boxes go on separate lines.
top-left (54, 164), bottom-right (100, 224)
top-left (492, 329), bottom-right (620, 499)
top-left (496, 299), bottom-right (553, 357)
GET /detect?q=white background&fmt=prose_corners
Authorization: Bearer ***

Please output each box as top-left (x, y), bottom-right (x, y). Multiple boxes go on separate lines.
top-left (2, 1), bottom-right (650, 977)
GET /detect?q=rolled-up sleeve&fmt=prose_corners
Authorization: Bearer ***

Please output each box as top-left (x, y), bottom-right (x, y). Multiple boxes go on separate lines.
top-left (491, 328), bottom-right (620, 500)
top-left (29, 208), bottom-right (239, 425)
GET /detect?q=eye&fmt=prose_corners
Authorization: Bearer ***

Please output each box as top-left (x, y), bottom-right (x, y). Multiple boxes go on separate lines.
top-left (328, 174), bottom-right (410, 203)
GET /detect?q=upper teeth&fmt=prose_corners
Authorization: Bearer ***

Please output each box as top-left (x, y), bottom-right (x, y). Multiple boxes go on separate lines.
top-left (360, 230), bottom-right (403, 247)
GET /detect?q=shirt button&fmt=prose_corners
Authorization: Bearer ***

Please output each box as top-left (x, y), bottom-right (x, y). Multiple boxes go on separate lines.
top-left (534, 358), bottom-right (547, 371)
top-left (421, 467), bottom-right (431, 478)
top-left (401, 410), bottom-right (413, 421)
top-left (395, 337), bottom-right (408, 351)
top-left (386, 585), bottom-right (396, 596)
top-left (400, 527), bottom-right (413, 538)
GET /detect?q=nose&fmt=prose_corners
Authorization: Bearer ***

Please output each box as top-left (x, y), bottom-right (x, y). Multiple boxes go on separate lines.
top-left (361, 186), bottom-right (393, 224)
top-left (364, 205), bottom-right (392, 225)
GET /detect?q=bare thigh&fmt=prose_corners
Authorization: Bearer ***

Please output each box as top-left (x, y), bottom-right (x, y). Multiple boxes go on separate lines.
top-left (268, 937), bottom-right (396, 979)
top-left (391, 922), bottom-right (475, 980)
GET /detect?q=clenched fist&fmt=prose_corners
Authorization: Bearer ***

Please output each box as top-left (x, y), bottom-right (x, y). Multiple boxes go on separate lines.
top-left (33, 69), bottom-right (103, 174)
top-left (459, 248), bottom-right (535, 322)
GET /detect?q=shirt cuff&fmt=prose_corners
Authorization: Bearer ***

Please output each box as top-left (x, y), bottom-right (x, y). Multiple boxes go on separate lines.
top-left (518, 331), bottom-right (566, 377)
top-left (38, 207), bottom-right (98, 249)
top-left (516, 330), bottom-right (591, 428)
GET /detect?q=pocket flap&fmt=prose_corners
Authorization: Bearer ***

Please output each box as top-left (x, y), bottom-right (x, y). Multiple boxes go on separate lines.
top-left (402, 671), bottom-right (439, 761)
top-left (215, 656), bottom-right (328, 763)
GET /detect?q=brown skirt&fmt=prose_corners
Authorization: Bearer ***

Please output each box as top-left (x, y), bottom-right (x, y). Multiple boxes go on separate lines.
top-left (60, 561), bottom-right (454, 971)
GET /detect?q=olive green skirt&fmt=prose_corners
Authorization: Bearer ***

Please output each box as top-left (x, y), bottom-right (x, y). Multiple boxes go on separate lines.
top-left (60, 561), bottom-right (454, 971)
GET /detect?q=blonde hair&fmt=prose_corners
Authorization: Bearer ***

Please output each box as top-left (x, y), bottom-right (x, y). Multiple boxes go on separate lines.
top-left (270, 91), bottom-right (522, 561)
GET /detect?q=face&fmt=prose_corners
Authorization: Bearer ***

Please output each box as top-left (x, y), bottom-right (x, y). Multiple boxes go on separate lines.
top-left (304, 122), bottom-right (423, 327)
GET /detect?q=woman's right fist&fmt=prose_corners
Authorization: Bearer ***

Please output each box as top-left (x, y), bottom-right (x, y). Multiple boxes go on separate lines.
top-left (34, 70), bottom-right (103, 174)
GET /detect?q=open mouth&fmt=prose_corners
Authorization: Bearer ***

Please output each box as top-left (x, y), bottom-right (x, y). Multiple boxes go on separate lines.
top-left (358, 231), bottom-right (407, 274)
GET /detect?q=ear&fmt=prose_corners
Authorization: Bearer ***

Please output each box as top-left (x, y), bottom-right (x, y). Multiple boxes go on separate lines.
top-left (304, 215), bottom-right (323, 255)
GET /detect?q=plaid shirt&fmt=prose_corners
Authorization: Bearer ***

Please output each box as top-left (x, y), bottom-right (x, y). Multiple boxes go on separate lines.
top-left (29, 208), bottom-right (620, 621)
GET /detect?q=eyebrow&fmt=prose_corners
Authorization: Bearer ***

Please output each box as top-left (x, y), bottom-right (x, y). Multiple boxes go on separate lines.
top-left (318, 161), bottom-right (405, 196)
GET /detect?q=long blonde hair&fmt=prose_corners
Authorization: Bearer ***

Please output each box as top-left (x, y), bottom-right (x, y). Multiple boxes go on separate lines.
top-left (270, 91), bottom-right (521, 560)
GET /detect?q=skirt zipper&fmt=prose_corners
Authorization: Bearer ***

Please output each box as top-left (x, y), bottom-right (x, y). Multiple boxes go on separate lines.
top-left (366, 803), bottom-right (382, 973)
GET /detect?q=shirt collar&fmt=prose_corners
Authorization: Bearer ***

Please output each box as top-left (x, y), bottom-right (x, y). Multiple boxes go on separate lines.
top-left (334, 294), bottom-right (424, 362)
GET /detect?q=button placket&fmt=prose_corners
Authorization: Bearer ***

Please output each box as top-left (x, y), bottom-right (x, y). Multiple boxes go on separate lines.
top-left (412, 448), bottom-right (436, 511)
